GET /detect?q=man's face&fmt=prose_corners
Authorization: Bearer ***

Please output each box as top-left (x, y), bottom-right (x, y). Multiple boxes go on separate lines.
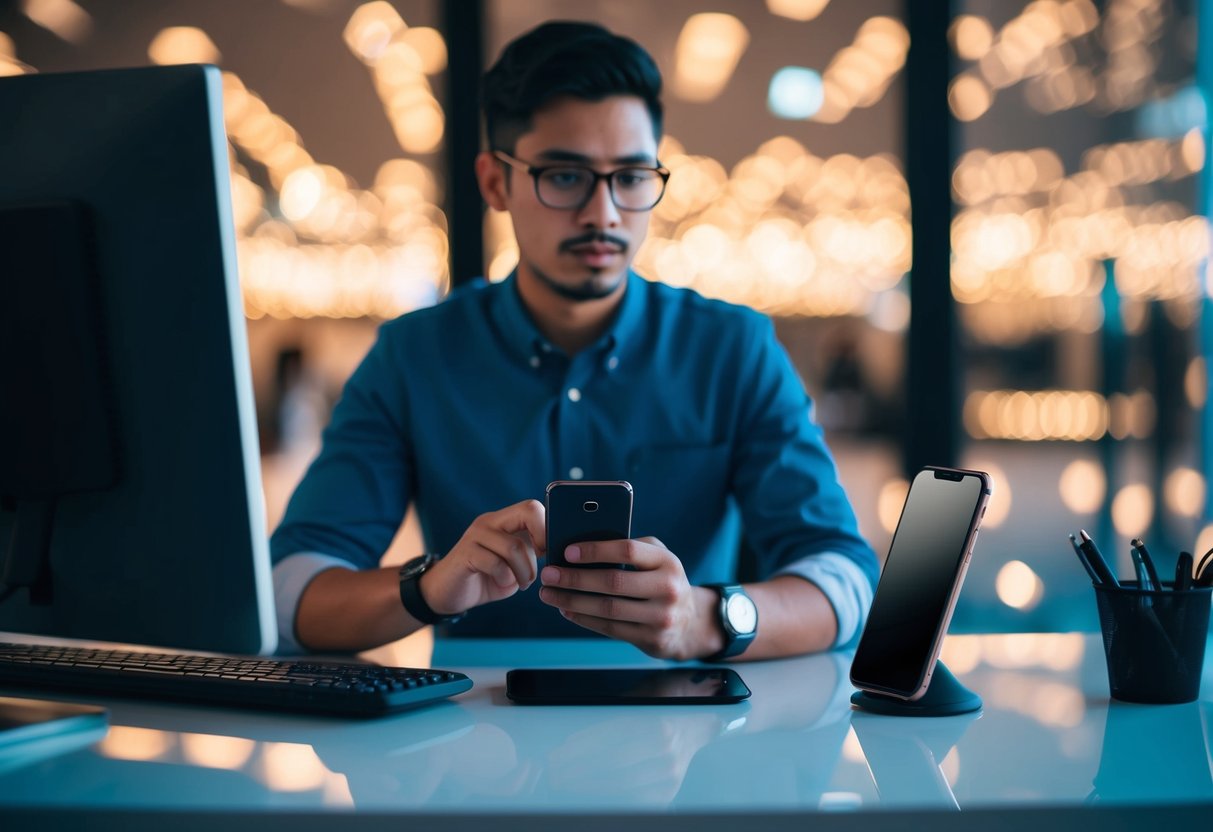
top-left (490, 95), bottom-right (659, 302)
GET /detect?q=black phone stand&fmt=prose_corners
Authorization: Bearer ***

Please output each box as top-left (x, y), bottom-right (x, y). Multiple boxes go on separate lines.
top-left (850, 662), bottom-right (982, 717)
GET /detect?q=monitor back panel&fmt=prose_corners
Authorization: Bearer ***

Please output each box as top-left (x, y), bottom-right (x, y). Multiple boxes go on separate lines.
top-left (0, 65), bottom-right (276, 654)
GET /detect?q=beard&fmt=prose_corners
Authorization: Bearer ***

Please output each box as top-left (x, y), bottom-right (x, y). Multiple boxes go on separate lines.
top-left (530, 263), bottom-right (624, 302)
top-left (528, 231), bottom-right (630, 302)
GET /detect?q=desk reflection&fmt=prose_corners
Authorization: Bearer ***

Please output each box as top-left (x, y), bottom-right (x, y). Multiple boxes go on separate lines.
top-left (316, 650), bottom-right (854, 809)
top-left (1091, 700), bottom-right (1213, 804)
top-left (851, 709), bottom-right (980, 809)
top-left (6, 635), bottom-right (1201, 813)
top-left (0, 650), bottom-right (861, 810)
top-left (673, 651), bottom-right (855, 808)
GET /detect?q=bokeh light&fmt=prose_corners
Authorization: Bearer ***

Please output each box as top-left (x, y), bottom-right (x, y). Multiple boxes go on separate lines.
top-left (950, 15), bottom-right (994, 61)
top-left (768, 66), bottom-right (824, 120)
top-left (1058, 459), bottom-right (1106, 514)
top-left (1163, 467), bottom-right (1205, 518)
top-left (672, 13), bottom-right (749, 102)
top-left (1111, 483), bottom-right (1154, 538)
top-left (180, 733), bottom-right (257, 770)
top-left (973, 462), bottom-right (1011, 528)
top-left (148, 26), bottom-right (220, 65)
top-left (949, 73), bottom-right (993, 121)
top-left (259, 742), bottom-right (329, 792)
top-left (765, 0), bottom-right (830, 22)
top-left (98, 726), bottom-right (175, 761)
top-left (343, 1), bottom-right (404, 62)
top-left (877, 477), bottom-right (910, 535)
top-left (995, 561), bottom-right (1044, 610)
top-left (21, 0), bottom-right (91, 44)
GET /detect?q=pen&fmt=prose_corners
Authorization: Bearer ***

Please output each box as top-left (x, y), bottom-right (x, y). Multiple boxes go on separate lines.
top-left (1197, 548), bottom-right (1213, 588)
top-left (1175, 551), bottom-right (1193, 591)
top-left (1079, 530), bottom-right (1119, 587)
top-left (1196, 549), bottom-right (1213, 588)
top-left (1069, 533), bottom-right (1102, 585)
top-left (1130, 545), bottom-right (1156, 591)
top-left (1130, 539), bottom-right (1162, 589)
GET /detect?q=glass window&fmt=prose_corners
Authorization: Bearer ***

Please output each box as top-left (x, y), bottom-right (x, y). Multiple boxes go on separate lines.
top-left (949, 0), bottom-right (1206, 630)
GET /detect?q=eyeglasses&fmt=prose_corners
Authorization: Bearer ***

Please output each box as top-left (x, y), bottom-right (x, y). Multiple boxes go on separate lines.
top-left (493, 150), bottom-right (670, 212)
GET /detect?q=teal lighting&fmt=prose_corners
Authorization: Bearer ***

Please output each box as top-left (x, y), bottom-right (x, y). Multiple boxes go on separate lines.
top-left (768, 66), bottom-right (823, 120)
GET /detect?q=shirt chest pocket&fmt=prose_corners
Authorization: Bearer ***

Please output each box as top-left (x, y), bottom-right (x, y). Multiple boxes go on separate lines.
top-left (625, 442), bottom-right (732, 536)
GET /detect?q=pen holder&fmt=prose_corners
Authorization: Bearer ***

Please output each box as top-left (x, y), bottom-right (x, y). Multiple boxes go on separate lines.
top-left (1093, 581), bottom-right (1211, 704)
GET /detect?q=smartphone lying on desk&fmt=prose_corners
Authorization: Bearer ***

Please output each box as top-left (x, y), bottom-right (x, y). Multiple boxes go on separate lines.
top-left (849, 466), bottom-right (990, 701)
top-left (505, 668), bottom-right (751, 705)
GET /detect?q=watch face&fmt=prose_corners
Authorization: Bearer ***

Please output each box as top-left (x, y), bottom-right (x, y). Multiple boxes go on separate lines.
top-left (725, 593), bottom-right (757, 635)
top-left (400, 553), bottom-right (435, 581)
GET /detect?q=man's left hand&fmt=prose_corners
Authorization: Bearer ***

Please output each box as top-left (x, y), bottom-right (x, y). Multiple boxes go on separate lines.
top-left (537, 538), bottom-right (724, 661)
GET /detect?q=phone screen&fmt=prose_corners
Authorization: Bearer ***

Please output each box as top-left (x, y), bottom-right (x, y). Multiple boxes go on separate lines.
top-left (850, 468), bottom-right (988, 698)
top-left (505, 668), bottom-right (751, 705)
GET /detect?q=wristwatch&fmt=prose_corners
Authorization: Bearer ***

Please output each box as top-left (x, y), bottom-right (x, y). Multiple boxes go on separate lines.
top-left (398, 553), bottom-right (465, 625)
top-left (703, 583), bottom-right (758, 661)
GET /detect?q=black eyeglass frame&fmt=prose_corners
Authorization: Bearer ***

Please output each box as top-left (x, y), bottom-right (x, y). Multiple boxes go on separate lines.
top-left (492, 149), bottom-right (671, 212)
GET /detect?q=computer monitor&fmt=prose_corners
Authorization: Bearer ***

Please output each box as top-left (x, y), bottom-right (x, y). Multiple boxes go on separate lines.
top-left (0, 65), bottom-right (276, 654)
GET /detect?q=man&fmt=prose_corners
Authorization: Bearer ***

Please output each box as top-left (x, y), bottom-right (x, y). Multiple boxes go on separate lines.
top-left (271, 21), bottom-right (877, 660)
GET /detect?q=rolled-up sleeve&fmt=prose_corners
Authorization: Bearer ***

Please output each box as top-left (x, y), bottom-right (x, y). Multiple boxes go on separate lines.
top-left (774, 552), bottom-right (874, 648)
top-left (272, 552), bottom-right (357, 654)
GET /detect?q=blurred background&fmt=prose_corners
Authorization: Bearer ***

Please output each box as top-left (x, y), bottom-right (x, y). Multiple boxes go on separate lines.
top-left (1, 0), bottom-right (1210, 634)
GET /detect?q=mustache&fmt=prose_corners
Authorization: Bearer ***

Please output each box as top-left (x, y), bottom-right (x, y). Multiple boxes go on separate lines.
top-left (558, 231), bottom-right (628, 252)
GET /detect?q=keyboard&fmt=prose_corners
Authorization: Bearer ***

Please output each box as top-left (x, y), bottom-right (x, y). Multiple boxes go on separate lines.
top-left (0, 642), bottom-right (473, 717)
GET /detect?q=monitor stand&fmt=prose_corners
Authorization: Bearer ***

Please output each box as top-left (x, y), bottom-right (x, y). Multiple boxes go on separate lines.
top-left (850, 662), bottom-right (982, 717)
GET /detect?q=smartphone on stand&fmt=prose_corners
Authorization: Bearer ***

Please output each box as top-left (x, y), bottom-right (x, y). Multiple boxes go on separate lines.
top-left (545, 480), bottom-right (633, 569)
top-left (850, 466), bottom-right (991, 701)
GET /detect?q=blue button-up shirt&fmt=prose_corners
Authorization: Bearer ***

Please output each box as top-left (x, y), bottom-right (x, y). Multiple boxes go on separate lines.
top-left (271, 272), bottom-right (877, 650)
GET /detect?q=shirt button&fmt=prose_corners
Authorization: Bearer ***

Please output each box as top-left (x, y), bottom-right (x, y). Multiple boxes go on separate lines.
top-left (567, 388), bottom-right (582, 402)
top-left (607, 356), bottom-right (619, 371)
top-left (529, 356), bottom-right (540, 369)
top-left (569, 467), bottom-right (584, 480)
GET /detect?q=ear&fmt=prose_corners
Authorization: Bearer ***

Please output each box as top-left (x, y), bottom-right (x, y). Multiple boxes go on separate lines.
top-left (475, 151), bottom-right (509, 212)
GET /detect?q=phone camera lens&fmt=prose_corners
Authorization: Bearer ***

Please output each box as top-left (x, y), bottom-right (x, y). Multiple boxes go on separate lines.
top-left (583, 501), bottom-right (599, 512)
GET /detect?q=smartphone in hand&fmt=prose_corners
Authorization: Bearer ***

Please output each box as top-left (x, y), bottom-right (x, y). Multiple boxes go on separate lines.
top-left (849, 466), bottom-right (990, 701)
top-left (545, 480), bottom-right (633, 568)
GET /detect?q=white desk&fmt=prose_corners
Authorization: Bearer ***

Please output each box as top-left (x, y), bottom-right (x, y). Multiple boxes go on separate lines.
top-left (1, 634), bottom-right (1210, 830)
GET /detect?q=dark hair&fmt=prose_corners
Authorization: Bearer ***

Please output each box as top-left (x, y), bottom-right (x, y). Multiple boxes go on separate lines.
top-left (481, 21), bottom-right (664, 153)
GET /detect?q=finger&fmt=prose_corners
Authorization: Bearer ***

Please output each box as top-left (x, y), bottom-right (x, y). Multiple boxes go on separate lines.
top-left (567, 537), bottom-right (671, 571)
top-left (464, 542), bottom-right (523, 588)
top-left (473, 527), bottom-right (539, 588)
top-left (540, 563), bottom-right (678, 602)
top-left (558, 609), bottom-right (653, 644)
top-left (539, 586), bottom-right (669, 625)
top-left (484, 499), bottom-right (547, 556)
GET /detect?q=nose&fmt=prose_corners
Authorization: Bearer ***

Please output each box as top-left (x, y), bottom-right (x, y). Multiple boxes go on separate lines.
top-left (575, 176), bottom-right (621, 228)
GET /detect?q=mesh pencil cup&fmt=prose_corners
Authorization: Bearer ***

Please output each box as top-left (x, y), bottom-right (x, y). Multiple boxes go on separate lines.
top-left (1093, 581), bottom-right (1211, 704)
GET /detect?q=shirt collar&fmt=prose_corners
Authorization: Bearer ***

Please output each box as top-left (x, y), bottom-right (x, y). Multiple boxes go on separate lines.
top-left (489, 272), bottom-right (550, 365)
top-left (489, 270), bottom-right (648, 370)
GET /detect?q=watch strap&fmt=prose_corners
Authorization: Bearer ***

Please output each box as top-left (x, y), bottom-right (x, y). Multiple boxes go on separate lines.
top-left (398, 554), bottom-right (463, 625)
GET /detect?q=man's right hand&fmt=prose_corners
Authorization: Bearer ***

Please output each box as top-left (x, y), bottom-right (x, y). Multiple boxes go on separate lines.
top-left (418, 499), bottom-right (547, 618)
